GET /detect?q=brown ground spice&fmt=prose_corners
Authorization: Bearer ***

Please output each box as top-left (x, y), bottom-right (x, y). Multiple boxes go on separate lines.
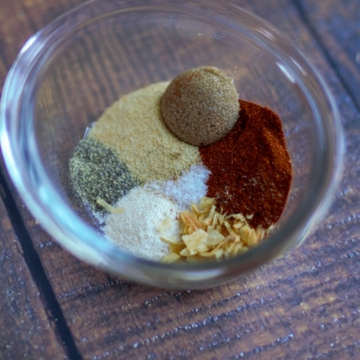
top-left (199, 99), bottom-right (292, 229)
top-left (161, 66), bottom-right (239, 146)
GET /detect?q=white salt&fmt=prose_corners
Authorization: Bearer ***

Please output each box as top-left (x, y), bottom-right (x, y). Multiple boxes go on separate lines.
top-left (103, 186), bottom-right (181, 261)
top-left (146, 163), bottom-right (210, 209)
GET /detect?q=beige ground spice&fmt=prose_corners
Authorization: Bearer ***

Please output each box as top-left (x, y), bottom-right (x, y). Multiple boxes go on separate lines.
top-left (89, 82), bottom-right (200, 183)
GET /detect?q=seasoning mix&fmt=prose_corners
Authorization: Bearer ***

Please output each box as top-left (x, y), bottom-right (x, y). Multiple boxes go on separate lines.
top-left (69, 66), bottom-right (292, 263)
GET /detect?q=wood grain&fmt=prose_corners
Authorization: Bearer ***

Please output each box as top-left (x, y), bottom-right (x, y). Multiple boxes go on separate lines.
top-left (0, 187), bottom-right (66, 359)
top-left (1, 0), bottom-right (360, 359)
top-left (295, 0), bottom-right (360, 110)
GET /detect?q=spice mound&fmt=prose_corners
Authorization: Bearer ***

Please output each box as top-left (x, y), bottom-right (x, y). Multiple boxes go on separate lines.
top-left (89, 82), bottom-right (200, 184)
top-left (200, 100), bottom-right (292, 229)
top-left (69, 69), bottom-right (292, 264)
top-left (69, 138), bottom-right (139, 211)
top-left (162, 197), bottom-right (272, 263)
top-left (161, 66), bottom-right (239, 146)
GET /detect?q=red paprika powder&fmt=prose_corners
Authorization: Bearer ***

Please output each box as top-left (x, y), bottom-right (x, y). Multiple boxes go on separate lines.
top-left (199, 100), bottom-right (292, 229)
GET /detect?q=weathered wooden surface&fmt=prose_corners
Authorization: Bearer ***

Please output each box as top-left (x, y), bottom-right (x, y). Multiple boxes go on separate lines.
top-left (1, 0), bottom-right (360, 359)
top-left (295, 0), bottom-right (360, 110)
top-left (0, 185), bottom-right (66, 359)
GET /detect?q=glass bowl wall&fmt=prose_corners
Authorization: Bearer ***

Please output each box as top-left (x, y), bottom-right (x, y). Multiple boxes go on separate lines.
top-left (0, 0), bottom-right (343, 288)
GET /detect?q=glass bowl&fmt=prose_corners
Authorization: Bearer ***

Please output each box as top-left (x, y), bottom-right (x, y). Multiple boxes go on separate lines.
top-left (0, 0), bottom-right (344, 289)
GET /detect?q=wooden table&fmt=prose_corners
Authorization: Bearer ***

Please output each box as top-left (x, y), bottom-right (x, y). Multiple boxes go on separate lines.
top-left (1, 0), bottom-right (359, 359)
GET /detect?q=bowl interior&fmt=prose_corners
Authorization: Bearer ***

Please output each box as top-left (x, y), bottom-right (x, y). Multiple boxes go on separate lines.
top-left (35, 7), bottom-right (315, 228)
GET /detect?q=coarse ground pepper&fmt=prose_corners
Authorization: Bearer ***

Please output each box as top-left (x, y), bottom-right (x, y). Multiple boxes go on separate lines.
top-left (69, 138), bottom-right (139, 211)
top-left (200, 99), bottom-right (292, 229)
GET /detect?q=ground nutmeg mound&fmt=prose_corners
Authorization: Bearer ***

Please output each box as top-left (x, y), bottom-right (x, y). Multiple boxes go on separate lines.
top-left (161, 66), bottom-right (239, 146)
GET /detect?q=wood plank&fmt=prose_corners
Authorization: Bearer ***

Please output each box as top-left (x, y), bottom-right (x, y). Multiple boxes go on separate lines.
top-left (0, 0), bottom-right (81, 71)
top-left (0, 187), bottom-right (66, 359)
top-left (1, 0), bottom-right (360, 359)
top-left (294, 0), bottom-right (360, 110)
